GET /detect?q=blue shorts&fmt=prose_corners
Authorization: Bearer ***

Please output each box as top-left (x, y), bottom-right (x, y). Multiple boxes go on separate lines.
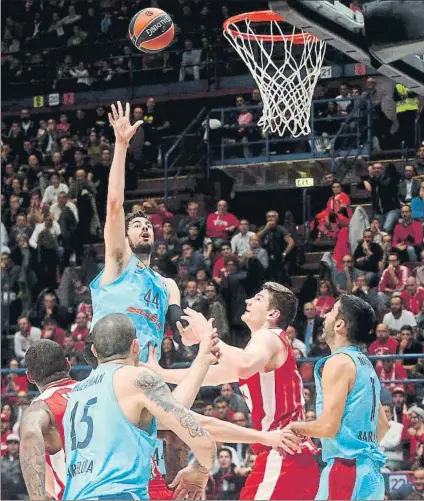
top-left (316, 457), bottom-right (384, 500)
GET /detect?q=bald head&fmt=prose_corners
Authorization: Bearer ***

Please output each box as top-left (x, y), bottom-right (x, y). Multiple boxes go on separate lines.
top-left (406, 276), bottom-right (418, 294)
top-left (92, 313), bottom-right (137, 363)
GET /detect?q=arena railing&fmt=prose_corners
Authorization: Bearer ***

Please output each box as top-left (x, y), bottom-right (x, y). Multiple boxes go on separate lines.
top-left (207, 97), bottom-right (373, 167)
top-left (2, 353), bottom-right (423, 399)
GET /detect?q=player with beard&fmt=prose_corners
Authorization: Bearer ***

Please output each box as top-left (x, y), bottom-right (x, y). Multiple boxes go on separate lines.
top-left (84, 102), bottom-right (187, 500)
top-left (285, 295), bottom-right (390, 500)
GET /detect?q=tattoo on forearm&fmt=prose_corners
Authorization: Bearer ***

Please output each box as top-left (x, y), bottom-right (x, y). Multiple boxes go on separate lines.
top-left (193, 459), bottom-right (210, 475)
top-left (135, 371), bottom-right (211, 439)
top-left (20, 434), bottom-right (46, 499)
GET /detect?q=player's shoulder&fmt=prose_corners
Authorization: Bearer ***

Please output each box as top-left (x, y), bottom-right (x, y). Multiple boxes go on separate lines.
top-left (251, 328), bottom-right (286, 350)
top-left (323, 352), bottom-right (356, 375)
top-left (117, 365), bottom-right (164, 393)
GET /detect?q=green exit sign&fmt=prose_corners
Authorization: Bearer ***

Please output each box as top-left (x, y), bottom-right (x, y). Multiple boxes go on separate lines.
top-left (295, 178), bottom-right (314, 188)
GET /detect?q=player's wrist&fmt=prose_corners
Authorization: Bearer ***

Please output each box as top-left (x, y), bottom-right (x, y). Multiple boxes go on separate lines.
top-left (115, 140), bottom-right (129, 149)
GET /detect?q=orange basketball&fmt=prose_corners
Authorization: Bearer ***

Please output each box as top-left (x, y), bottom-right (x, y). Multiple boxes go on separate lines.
top-left (128, 8), bottom-right (175, 53)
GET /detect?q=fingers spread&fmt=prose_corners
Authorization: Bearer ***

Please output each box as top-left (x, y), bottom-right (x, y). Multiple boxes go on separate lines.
top-left (125, 101), bottom-right (130, 119)
top-left (111, 103), bottom-right (118, 119)
top-left (108, 113), bottom-right (115, 126)
top-left (117, 100), bottom-right (124, 117)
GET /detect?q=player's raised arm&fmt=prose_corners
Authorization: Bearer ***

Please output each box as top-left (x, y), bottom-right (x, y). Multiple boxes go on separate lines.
top-left (135, 367), bottom-right (217, 472)
top-left (288, 354), bottom-right (355, 439)
top-left (19, 401), bottom-right (55, 500)
top-left (102, 101), bottom-right (143, 286)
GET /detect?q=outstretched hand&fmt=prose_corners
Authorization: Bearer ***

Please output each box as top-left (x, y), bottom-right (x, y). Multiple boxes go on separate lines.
top-left (176, 308), bottom-right (215, 347)
top-left (168, 463), bottom-right (208, 500)
top-left (108, 101), bottom-right (143, 146)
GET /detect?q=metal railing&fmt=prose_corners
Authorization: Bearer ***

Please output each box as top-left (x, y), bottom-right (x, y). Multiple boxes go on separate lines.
top-left (207, 97), bottom-right (373, 168)
top-left (163, 107), bottom-right (208, 203)
top-left (2, 353), bottom-right (424, 399)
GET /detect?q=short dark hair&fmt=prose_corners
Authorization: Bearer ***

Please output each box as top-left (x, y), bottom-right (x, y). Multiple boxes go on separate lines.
top-left (125, 209), bottom-right (151, 233)
top-left (25, 340), bottom-right (69, 386)
top-left (263, 282), bottom-right (298, 329)
top-left (214, 396), bottom-right (228, 406)
top-left (218, 447), bottom-right (233, 459)
top-left (337, 294), bottom-right (376, 345)
top-left (92, 313), bottom-right (136, 362)
top-left (400, 325), bottom-right (413, 333)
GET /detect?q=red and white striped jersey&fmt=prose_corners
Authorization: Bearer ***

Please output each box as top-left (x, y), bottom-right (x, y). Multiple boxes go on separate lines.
top-left (32, 380), bottom-right (76, 499)
top-left (239, 330), bottom-right (315, 454)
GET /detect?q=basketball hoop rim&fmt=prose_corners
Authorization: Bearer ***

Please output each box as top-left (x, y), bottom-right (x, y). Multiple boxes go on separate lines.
top-left (223, 10), bottom-right (320, 44)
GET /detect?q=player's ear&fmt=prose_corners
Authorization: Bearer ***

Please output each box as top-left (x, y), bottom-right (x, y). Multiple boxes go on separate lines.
top-left (335, 319), bottom-right (345, 334)
top-left (26, 370), bottom-right (34, 384)
top-left (268, 309), bottom-right (280, 321)
top-left (91, 344), bottom-right (98, 358)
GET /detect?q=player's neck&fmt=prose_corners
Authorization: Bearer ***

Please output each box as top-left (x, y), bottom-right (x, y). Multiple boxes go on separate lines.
top-left (135, 252), bottom-right (151, 267)
top-left (39, 375), bottom-right (72, 393)
top-left (330, 338), bottom-right (353, 354)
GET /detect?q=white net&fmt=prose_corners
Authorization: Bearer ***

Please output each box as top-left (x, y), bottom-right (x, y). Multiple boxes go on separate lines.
top-left (224, 15), bottom-right (327, 138)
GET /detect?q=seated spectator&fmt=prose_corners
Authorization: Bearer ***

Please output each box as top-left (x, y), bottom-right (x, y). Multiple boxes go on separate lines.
top-left (295, 302), bottom-right (324, 354)
top-left (162, 220), bottom-right (181, 257)
top-left (246, 234), bottom-right (268, 271)
top-left (5, 360), bottom-right (28, 395)
top-left (205, 282), bottom-right (230, 342)
top-left (226, 413), bottom-right (251, 466)
top-left (70, 311), bottom-right (90, 351)
top-left (308, 333), bottom-right (331, 358)
top-left (180, 279), bottom-right (208, 317)
top-left (397, 325), bottom-right (423, 365)
top-left (411, 181), bottom-right (424, 221)
top-left (401, 277), bottom-right (424, 315)
top-left (231, 219), bottom-right (254, 257)
top-left (393, 205), bottom-right (423, 262)
top-left (207, 200), bottom-right (239, 247)
top-left (142, 199), bottom-right (173, 239)
top-left (404, 468), bottom-right (424, 500)
top-left (406, 406), bottom-right (424, 469)
top-left (181, 223), bottom-right (204, 253)
top-left (212, 243), bottom-right (233, 283)
top-left (379, 403), bottom-right (404, 471)
top-left (13, 315), bottom-right (41, 365)
top-left (29, 213), bottom-right (61, 250)
top-left (179, 40), bottom-right (201, 82)
top-left (177, 202), bottom-right (206, 239)
top-left (50, 191), bottom-right (78, 223)
top-left (352, 275), bottom-right (382, 314)
top-left (179, 242), bottom-right (205, 277)
top-left (42, 173), bottom-right (68, 205)
top-left (40, 318), bottom-right (65, 347)
top-left (398, 164), bottom-right (420, 205)
top-left (1, 434), bottom-right (27, 499)
top-left (159, 337), bottom-right (183, 369)
top-left (152, 242), bottom-right (177, 277)
top-left (314, 181), bottom-right (352, 237)
top-left (352, 229), bottom-right (383, 284)
top-left (63, 334), bottom-right (76, 358)
top-left (368, 323), bottom-right (399, 356)
top-left (220, 384), bottom-right (249, 415)
top-left (285, 324), bottom-right (307, 357)
top-left (378, 253), bottom-right (411, 304)
top-left (213, 396), bottom-right (235, 422)
top-left (313, 280), bottom-right (336, 317)
top-left (333, 254), bottom-right (361, 294)
top-left (415, 250), bottom-right (424, 287)
top-left (383, 296), bottom-right (417, 334)
top-left (7, 213), bottom-right (32, 252)
top-left (376, 357), bottom-right (411, 393)
top-left (210, 447), bottom-right (245, 499)
top-left (369, 218), bottom-right (387, 246)
top-left (35, 292), bottom-right (68, 329)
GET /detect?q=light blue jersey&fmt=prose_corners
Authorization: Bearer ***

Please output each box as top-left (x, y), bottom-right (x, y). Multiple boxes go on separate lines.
top-left (90, 254), bottom-right (169, 362)
top-left (63, 364), bottom-right (156, 500)
top-left (314, 346), bottom-right (386, 500)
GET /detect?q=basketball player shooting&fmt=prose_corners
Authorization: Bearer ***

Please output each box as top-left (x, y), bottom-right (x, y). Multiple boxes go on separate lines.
top-left (145, 282), bottom-right (321, 500)
top-left (284, 295), bottom-right (390, 500)
top-left (84, 101), bottom-right (195, 499)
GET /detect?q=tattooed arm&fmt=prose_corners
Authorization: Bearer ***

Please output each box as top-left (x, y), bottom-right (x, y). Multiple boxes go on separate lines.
top-left (135, 367), bottom-right (216, 472)
top-left (19, 401), bottom-right (53, 500)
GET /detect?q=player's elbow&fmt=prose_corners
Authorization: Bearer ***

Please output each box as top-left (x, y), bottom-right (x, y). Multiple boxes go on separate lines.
top-left (107, 196), bottom-right (124, 212)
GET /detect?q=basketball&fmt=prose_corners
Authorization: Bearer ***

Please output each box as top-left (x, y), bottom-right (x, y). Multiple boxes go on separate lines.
top-left (128, 8), bottom-right (174, 53)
